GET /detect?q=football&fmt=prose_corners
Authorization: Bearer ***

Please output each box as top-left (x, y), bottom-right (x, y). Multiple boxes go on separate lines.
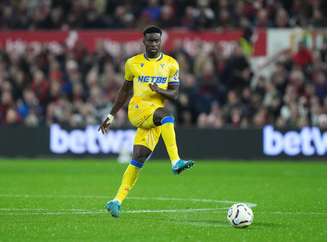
top-left (227, 203), bottom-right (254, 228)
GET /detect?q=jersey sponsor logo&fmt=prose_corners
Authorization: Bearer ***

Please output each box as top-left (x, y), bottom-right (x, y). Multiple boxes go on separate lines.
top-left (138, 76), bottom-right (167, 84)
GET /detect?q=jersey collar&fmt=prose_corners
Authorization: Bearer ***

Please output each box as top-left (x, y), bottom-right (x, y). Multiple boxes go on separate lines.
top-left (144, 52), bottom-right (163, 62)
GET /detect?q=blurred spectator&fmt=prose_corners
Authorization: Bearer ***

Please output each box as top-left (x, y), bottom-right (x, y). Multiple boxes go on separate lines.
top-left (0, 0), bottom-right (326, 30)
top-left (292, 42), bottom-right (313, 67)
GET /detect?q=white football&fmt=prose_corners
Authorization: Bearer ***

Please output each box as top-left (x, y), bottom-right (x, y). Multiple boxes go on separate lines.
top-left (227, 203), bottom-right (254, 228)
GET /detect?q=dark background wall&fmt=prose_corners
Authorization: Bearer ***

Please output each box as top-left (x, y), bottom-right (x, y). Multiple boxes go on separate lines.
top-left (0, 125), bottom-right (326, 160)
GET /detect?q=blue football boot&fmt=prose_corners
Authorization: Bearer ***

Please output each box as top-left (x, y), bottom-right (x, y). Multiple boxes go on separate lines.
top-left (105, 200), bottom-right (121, 218)
top-left (172, 159), bottom-right (194, 175)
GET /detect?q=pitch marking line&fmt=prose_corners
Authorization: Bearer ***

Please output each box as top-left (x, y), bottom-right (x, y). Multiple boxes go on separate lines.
top-left (0, 207), bottom-right (226, 216)
top-left (0, 208), bottom-right (232, 228)
top-left (0, 208), bottom-right (325, 216)
top-left (0, 194), bottom-right (256, 208)
top-left (0, 193), bottom-right (257, 219)
top-left (0, 194), bottom-right (325, 215)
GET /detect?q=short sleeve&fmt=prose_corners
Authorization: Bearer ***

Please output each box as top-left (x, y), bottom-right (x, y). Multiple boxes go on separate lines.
top-left (168, 59), bottom-right (179, 85)
top-left (124, 59), bottom-right (134, 81)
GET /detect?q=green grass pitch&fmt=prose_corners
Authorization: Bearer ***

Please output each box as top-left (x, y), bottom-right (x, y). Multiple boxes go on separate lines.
top-left (0, 159), bottom-right (326, 242)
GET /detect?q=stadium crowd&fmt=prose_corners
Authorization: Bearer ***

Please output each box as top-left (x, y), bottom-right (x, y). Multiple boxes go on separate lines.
top-left (0, 0), bottom-right (326, 30)
top-left (0, 0), bottom-right (326, 129)
top-left (0, 35), bottom-right (326, 129)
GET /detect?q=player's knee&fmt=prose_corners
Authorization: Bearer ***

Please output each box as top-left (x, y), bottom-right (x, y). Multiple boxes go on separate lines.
top-left (132, 145), bottom-right (152, 164)
top-left (154, 108), bottom-right (173, 126)
top-left (130, 159), bottom-right (145, 168)
top-left (160, 116), bottom-right (175, 125)
top-left (131, 154), bottom-right (147, 164)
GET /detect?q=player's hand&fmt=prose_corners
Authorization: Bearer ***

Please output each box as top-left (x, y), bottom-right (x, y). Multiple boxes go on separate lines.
top-left (98, 114), bottom-right (114, 134)
top-left (149, 83), bottom-right (160, 92)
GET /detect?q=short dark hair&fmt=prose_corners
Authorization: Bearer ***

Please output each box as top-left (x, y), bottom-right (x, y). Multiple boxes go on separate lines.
top-left (143, 26), bottom-right (162, 36)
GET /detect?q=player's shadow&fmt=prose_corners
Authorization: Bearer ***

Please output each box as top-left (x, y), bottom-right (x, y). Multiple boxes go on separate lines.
top-left (129, 215), bottom-right (280, 229)
top-left (181, 218), bottom-right (226, 225)
top-left (178, 219), bottom-right (280, 229)
top-left (251, 222), bottom-right (280, 228)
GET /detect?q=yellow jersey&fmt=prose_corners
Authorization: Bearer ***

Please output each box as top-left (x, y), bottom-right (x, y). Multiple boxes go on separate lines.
top-left (124, 52), bottom-right (180, 107)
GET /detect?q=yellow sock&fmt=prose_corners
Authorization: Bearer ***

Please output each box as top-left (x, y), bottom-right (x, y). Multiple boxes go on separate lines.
top-left (161, 116), bottom-right (180, 165)
top-left (114, 161), bottom-right (142, 204)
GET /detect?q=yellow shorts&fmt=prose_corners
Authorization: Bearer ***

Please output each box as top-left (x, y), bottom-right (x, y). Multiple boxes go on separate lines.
top-left (133, 126), bottom-right (162, 151)
top-left (128, 97), bottom-right (162, 151)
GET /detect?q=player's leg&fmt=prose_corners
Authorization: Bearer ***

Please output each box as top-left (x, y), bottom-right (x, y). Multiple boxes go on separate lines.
top-left (153, 108), bottom-right (180, 163)
top-left (153, 108), bottom-right (194, 174)
top-left (106, 122), bottom-right (161, 218)
top-left (106, 144), bottom-right (151, 217)
top-left (113, 145), bottom-right (151, 203)
top-left (106, 99), bottom-right (162, 217)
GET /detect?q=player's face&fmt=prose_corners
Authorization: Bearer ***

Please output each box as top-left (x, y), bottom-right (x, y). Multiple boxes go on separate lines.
top-left (143, 33), bottom-right (161, 57)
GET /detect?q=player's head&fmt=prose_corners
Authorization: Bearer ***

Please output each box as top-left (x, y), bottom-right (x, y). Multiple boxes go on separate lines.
top-left (143, 25), bottom-right (162, 58)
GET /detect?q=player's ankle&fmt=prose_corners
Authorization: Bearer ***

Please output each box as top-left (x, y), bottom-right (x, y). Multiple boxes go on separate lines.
top-left (112, 199), bottom-right (122, 205)
top-left (171, 159), bottom-right (180, 166)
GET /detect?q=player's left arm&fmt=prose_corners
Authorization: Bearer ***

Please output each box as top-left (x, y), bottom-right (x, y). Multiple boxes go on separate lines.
top-left (149, 83), bottom-right (179, 101)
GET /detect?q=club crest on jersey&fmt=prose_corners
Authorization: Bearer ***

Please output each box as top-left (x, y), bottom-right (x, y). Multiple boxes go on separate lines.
top-left (140, 63), bottom-right (144, 67)
top-left (138, 76), bottom-right (167, 84)
top-left (172, 71), bottom-right (179, 81)
top-left (160, 64), bottom-right (165, 68)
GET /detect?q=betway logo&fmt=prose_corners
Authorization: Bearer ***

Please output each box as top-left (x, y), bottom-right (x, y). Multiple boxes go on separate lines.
top-left (263, 125), bottom-right (326, 156)
top-left (50, 124), bottom-right (135, 154)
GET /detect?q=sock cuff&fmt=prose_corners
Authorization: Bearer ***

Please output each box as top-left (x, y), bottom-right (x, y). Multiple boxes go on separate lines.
top-left (130, 159), bottom-right (144, 168)
top-left (161, 116), bottom-right (174, 125)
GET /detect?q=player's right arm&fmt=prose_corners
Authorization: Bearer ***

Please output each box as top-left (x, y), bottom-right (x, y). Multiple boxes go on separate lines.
top-left (98, 59), bottom-right (134, 134)
top-left (98, 80), bottom-right (133, 134)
